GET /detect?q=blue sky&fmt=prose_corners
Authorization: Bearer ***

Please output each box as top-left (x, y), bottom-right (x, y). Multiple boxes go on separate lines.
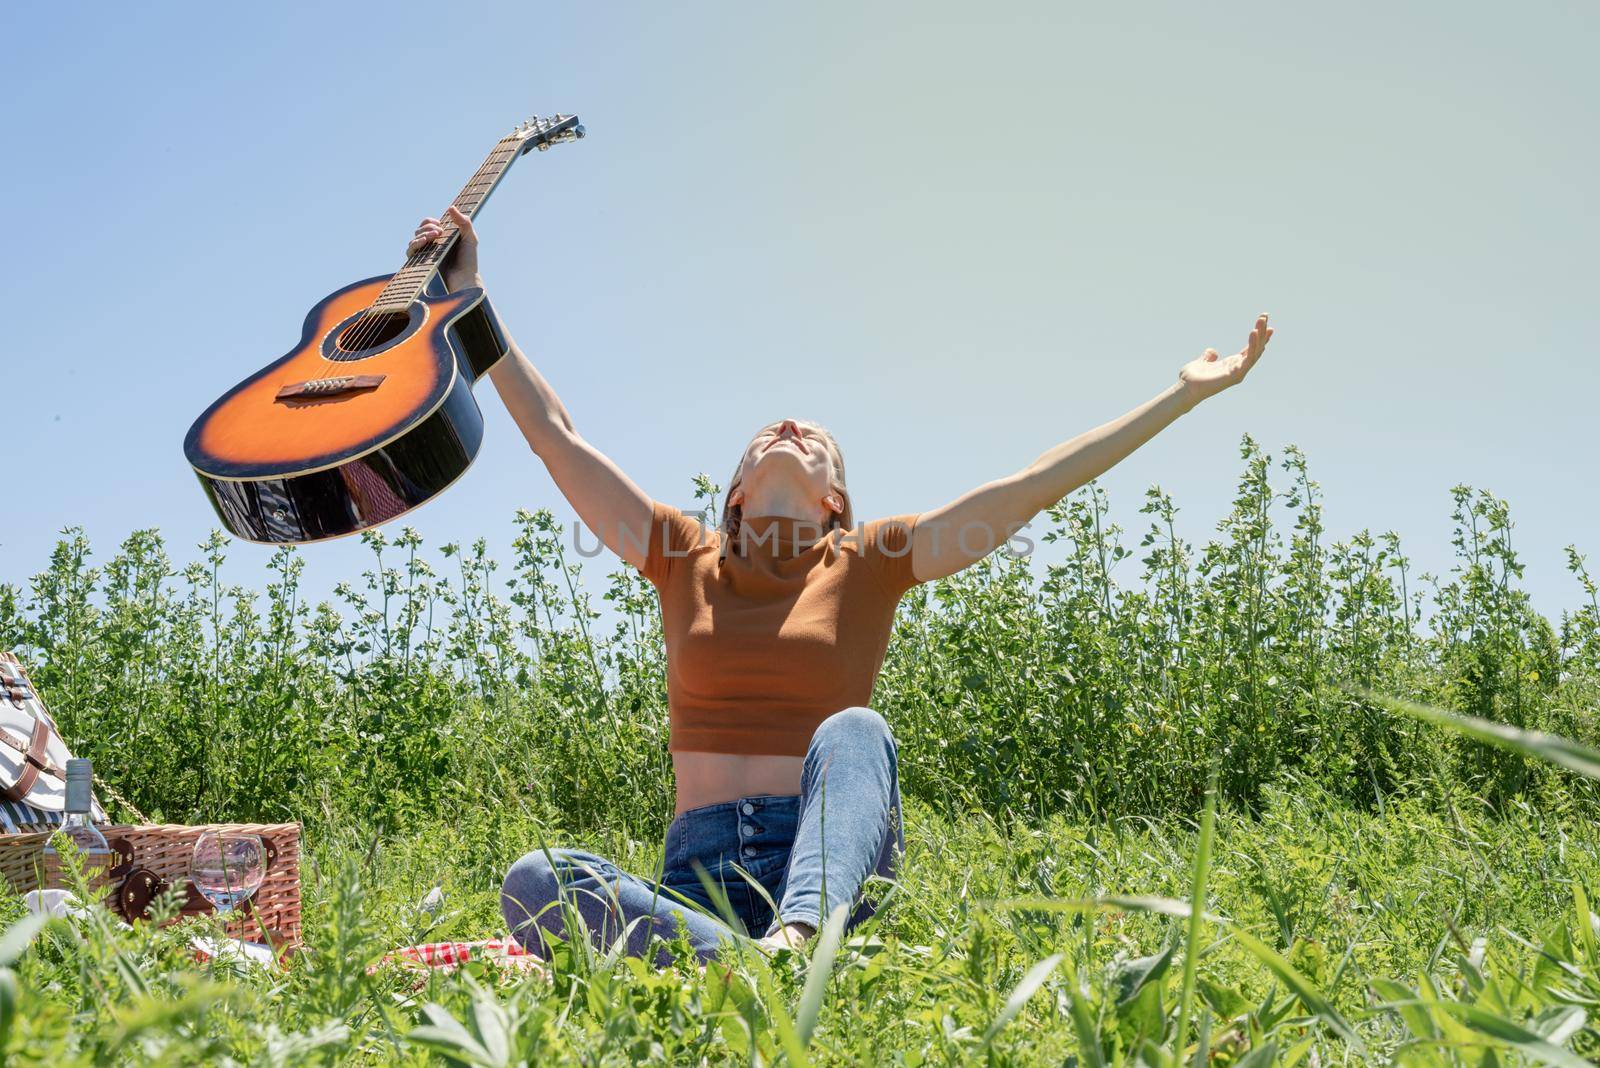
top-left (3, 2), bottom-right (1596, 623)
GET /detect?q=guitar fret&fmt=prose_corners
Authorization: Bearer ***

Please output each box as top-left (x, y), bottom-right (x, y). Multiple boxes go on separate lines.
top-left (378, 139), bottom-right (527, 309)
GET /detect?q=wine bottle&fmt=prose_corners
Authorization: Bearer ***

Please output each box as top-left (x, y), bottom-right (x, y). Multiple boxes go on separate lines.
top-left (42, 758), bottom-right (111, 863)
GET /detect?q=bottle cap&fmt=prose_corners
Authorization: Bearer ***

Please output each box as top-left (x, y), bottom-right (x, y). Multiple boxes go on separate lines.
top-left (64, 758), bottom-right (93, 813)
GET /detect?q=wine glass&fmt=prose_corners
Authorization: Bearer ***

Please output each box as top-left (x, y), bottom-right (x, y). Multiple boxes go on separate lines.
top-left (190, 832), bottom-right (266, 922)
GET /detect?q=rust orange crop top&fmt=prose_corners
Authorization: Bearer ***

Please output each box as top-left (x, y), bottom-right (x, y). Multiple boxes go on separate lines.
top-left (637, 501), bottom-right (924, 756)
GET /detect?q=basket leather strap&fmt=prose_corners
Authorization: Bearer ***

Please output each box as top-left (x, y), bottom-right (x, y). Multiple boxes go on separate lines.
top-left (1, 658), bottom-right (31, 707)
top-left (0, 653), bottom-right (70, 807)
top-left (1, 716), bottom-right (60, 802)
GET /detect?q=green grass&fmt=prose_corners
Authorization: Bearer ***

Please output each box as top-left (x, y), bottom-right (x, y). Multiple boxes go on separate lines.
top-left (1, 436), bottom-right (1597, 1065)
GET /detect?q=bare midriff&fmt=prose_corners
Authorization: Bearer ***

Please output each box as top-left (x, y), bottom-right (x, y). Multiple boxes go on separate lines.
top-left (673, 751), bottom-right (804, 814)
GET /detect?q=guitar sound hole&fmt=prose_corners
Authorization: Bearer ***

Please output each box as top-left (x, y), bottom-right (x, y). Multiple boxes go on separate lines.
top-left (336, 312), bottom-right (410, 355)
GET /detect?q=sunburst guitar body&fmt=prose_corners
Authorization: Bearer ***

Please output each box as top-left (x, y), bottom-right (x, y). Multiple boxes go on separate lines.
top-left (184, 114), bottom-right (583, 544)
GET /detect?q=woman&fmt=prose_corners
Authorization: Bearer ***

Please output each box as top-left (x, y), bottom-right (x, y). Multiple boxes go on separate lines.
top-left (410, 207), bottom-right (1273, 962)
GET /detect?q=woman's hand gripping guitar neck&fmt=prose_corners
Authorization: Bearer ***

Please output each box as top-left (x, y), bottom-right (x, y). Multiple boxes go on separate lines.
top-left (409, 206), bottom-right (482, 293)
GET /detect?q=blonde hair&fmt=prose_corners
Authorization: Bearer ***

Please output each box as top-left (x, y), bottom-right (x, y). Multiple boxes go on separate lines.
top-left (719, 420), bottom-right (853, 562)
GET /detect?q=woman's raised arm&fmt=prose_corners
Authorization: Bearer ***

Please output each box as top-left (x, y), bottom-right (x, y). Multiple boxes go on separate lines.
top-left (910, 314), bottom-right (1274, 583)
top-left (411, 207), bottom-right (655, 569)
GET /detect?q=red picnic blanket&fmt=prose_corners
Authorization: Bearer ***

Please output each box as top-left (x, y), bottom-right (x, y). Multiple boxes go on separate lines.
top-left (372, 937), bottom-right (543, 976)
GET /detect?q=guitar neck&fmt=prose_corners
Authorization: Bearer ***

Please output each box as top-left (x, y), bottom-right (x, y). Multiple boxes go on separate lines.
top-left (370, 136), bottom-right (524, 312)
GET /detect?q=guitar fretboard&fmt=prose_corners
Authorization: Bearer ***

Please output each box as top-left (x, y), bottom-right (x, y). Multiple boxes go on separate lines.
top-left (369, 138), bottom-right (522, 313)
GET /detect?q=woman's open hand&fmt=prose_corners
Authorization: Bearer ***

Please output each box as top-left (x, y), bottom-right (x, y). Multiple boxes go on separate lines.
top-left (406, 205), bottom-right (480, 291)
top-left (1179, 313), bottom-right (1273, 404)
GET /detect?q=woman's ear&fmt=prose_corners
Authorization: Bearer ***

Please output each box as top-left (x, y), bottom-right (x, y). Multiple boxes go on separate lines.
top-left (729, 488), bottom-right (745, 507)
top-left (822, 492), bottom-right (844, 515)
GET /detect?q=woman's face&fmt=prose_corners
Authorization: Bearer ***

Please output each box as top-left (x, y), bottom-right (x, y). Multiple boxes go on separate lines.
top-left (735, 419), bottom-right (839, 509)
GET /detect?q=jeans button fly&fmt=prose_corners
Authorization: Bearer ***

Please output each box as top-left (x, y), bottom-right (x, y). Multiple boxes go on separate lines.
top-left (742, 846), bottom-right (757, 858)
top-left (741, 802), bottom-right (755, 815)
top-left (740, 824), bottom-right (754, 837)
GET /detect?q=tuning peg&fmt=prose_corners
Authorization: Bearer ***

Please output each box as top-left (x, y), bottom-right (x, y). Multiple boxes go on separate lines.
top-left (572, 125), bottom-right (586, 139)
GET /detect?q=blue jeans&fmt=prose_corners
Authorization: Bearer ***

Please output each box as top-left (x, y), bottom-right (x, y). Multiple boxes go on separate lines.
top-left (500, 706), bottom-right (903, 965)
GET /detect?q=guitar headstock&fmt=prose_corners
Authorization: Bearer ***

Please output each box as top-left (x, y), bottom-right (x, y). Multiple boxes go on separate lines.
top-left (509, 114), bottom-right (585, 153)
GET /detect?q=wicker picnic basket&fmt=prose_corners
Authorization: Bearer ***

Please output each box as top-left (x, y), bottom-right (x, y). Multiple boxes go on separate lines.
top-left (0, 822), bottom-right (303, 950)
top-left (0, 653), bottom-right (303, 950)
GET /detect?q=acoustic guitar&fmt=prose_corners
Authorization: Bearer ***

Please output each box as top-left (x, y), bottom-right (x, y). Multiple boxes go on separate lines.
top-left (184, 114), bottom-right (584, 544)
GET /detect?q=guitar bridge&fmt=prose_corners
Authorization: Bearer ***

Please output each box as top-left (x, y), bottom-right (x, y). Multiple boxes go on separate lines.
top-left (275, 374), bottom-right (386, 402)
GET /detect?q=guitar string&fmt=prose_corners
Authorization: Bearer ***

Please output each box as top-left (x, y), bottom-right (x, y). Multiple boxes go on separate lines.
top-left (306, 115), bottom-right (566, 389)
top-left (305, 144), bottom-right (496, 384)
top-left (332, 115), bottom-right (561, 367)
top-left (308, 133), bottom-right (520, 385)
top-left (339, 138), bottom-right (507, 361)
top-left (295, 139), bottom-right (498, 390)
